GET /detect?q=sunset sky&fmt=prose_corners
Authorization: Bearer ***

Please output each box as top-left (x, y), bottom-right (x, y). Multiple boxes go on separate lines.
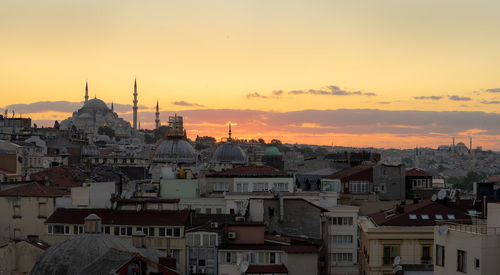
top-left (1, 0), bottom-right (500, 149)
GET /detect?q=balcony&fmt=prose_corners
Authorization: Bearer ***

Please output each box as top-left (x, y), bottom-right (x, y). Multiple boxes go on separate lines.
top-left (436, 220), bottom-right (500, 235)
top-left (421, 256), bottom-right (432, 264)
top-left (382, 257), bottom-right (394, 265)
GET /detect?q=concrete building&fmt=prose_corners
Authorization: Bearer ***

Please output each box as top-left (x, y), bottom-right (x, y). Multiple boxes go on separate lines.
top-left (323, 205), bottom-right (359, 275)
top-left (44, 208), bottom-right (191, 274)
top-left (405, 168), bottom-right (435, 200)
top-left (372, 164), bottom-right (405, 201)
top-left (433, 203), bottom-right (500, 275)
top-left (0, 236), bottom-right (49, 274)
top-left (358, 200), bottom-right (472, 275)
top-left (0, 140), bottom-right (23, 182)
top-left (0, 183), bottom-right (67, 240)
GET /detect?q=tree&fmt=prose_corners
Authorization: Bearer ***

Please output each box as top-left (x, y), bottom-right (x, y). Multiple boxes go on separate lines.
top-left (270, 139), bottom-right (282, 145)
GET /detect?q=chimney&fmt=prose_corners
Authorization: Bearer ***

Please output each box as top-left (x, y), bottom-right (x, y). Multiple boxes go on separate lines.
top-left (84, 214), bottom-right (102, 233)
top-left (132, 230), bottom-right (146, 248)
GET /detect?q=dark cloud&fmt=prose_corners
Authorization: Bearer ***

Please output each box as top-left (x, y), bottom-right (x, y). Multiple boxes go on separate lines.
top-left (448, 95), bottom-right (471, 101)
top-left (272, 90), bottom-right (283, 96)
top-left (414, 96), bottom-right (443, 100)
top-left (481, 100), bottom-right (500, 105)
top-left (246, 92), bottom-right (267, 99)
top-left (288, 85), bottom-right (375, 97)
top-left (377, 101), bottom-right (391, 104)
top-left (486, 88), bottom-right (500, 93)
top-left (172, 101), bottom-right (204, 107)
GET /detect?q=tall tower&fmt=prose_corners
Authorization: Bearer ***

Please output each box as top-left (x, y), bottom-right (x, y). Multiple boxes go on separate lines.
top-left (155, 100), bottom-right (160, 129)
top-left (228, 123), bottom-right (232, 141)
top-left (111, 102), bottom-right (114, 112)
top-left (470, 136), bottom-right (472, 153)
top-left (85, 81), bottom-right (89, 103)
top-left (133, 78), bottom-right (138, 131)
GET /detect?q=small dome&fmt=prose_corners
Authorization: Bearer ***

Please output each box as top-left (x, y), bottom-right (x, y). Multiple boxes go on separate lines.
top-left (96, 135), bottom-right (111, 143)
top-left (85, 213), bottom-right (101, 221)
top-left (82, 98), bottom-right (109, 111)
top-left (264, 146), bottom-right (281, 156)
top-left (212, 142), bottom-right (247, 164)
top-left (78, 113), bottom-right (93, 119)
top-left (30, 234), bottom-right (142, 275)
top-left (153, 139), bottom-right (196, 164)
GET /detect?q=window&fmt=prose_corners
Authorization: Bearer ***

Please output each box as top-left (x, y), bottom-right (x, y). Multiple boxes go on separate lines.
top-left (330, 217), bottom-right (353, 225)
top-left (275, 183), bottom-right (288, 192)
top-left (213, 183), bottom-right (229, 192)
top-left (457, 250), bottom-right (467, 273)
top-left (225, 252), bottom-right (236, 264)
top-left (349, 181), bottom-right (370, 193)
top-left (331, 253), bottom-right (353, 263)
top-left (447, 214), bottom-right (456, 220)
top-left (383, 245), bottom-right (400, 265)
top-left (167, 227), bottom-right (173, 236)
top-left (13, 205), bottom-right (21, 218)
top-left (474, 258), bottom-right (480, 269)
top-left (258, 252), bottom-right (280, 264)
top-left (159, 227), bottom-right (166, 237)
top-left (38, 202), bottom-right (47, 218)
top-left (422, 245), bottom-right (432, 264)
top-left (48, 225), bottom-right (53, 234)
top-left (236, 183), bottom-right (249, 192)
top-left (127, 227), bottom-right (132, 236)
top-left (421, 214), bottom-right (430, 220)
top-left (409, 214), bottom-right (417, 220)
top-left (435, 214), bottom-right (443, 220)
top-left (330, 235), bottom-right (353, 244)
top-left (173, 227), bottom-right (181, 237)
top-left (216, 208), bottom-right (222, 214)
top-left (436, 245), bottom-right (445, 266)
top-left (253, 182), bottom-right (268, 192)
top-left (114, 226), bottom-right (119, 235)
top-left (269, 207), bottom-right (275, 217)
top-left (104, 226), bottom-right (110, 234)
top-left (206, 208), bottom-right (211, 214)
top-left (121, 227), bottom-right (126, 235)
top-left (53, 225), bottom-right (69, 235)
top-left (209, 234), bottom-right (216, 246)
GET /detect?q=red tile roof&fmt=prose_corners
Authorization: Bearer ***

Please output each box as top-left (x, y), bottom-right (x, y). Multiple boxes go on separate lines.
top-left (46, 208), bottom-right (191, 226)
top-left (323, 165), bottom-right (373, 182)
top-left (208, 165), bottom-right (291, 177)
top-left (246, 264), bottom-right (288, 274)
top-left (29, 165), bottom-right (87, 189)
top-left (487, 176), bottom-right (500, 183)
top-left (0, 183), bottom-right (68, 197)
top-left (0, 168), bottom-right (15, 174)
top-left (369, 199), bottom-right (470, 226)
top-left (406, 168), bottom-right (434, 177)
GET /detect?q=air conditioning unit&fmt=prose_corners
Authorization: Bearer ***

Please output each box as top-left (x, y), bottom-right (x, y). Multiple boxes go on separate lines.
top-left (228, 231), bottom-right (237, 239)
top-left (210, 222), bottom-right (219, 229)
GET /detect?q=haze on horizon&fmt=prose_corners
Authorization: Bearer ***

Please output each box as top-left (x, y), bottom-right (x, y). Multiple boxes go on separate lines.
top-left (1, 0), bottom-right (500, 149)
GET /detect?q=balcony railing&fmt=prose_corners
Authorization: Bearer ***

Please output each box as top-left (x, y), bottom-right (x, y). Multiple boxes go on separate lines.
top-left (421, 256), bottom-right (432, 264)
top-left (436, 220), bottom-right (500, 235)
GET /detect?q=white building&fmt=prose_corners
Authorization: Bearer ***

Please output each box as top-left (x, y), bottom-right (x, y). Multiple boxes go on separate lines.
top-left (324, 205), bottom-right (359, 275)
top-left (434, 203), bottom-right (500, 275)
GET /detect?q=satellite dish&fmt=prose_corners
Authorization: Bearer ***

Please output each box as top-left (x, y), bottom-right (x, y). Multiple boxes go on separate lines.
top-left (393, 256), bottom-right (401, 266)
top-left (437, 189), bottom-right (447, 200)
top-left (240, 261), bottom-right (249, 273)
top-left (431, 194), bottom-right (437, 202)
top-left (393, 265), bottom-right (403, 273)
top-left (437, 225), bottom-right (449, 236)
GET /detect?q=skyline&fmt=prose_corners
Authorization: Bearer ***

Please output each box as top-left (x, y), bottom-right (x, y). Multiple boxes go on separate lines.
top-left (2, 0), bottom-right (500, 149)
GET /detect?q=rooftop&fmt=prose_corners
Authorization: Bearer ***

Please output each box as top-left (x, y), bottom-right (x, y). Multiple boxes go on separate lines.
top-left (406, 168), bottom-right (434, 177)
top-left (46, 208), bottom-right (191, 226)
top-left (0, 183), bottom-right (68, 197)
top-left (29, 165), bottom-right (87, 189)
top-left (323, 164), bottom-right (373, 181)
top-left (207, 165), bottom-right (291, 177)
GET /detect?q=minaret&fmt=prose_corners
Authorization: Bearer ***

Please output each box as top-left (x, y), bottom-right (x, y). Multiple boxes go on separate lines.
top-left (470, 136), bottom-right (472, 153)
top-left (133, 78), bottom-right (138, 132)
top-left (228, 123), bottom-right (232, 141)
top-left (111, 102), bottom-right (114, 112)
top-left (138, 121), bottom-right (141, 130)
top-left (85, 81), bottom-right (89, 103)
top-left (155, 100), bottom-right (160, 129)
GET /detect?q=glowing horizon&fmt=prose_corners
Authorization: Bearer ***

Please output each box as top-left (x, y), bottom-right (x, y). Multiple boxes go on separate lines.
top-left (2, 0), bottom-right (500, 149)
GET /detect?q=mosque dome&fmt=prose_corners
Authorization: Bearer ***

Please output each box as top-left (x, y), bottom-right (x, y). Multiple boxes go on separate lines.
top-left (78, 113), bottom-right (93, 119)
top-left (81, 98), bottom-right (110, 112)
top-left (212, 142), bottom-right (247, 164)
top-left (96, 134), bottom-right (111, 143)
top-left (30, 233), bottom-right (142, 275)
top-left (152, 139), bottom-right (196, 164)
top-left (264, 146), bottom-right (281, 156)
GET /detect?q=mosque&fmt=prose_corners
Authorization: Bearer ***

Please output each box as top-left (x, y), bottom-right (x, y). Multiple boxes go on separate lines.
top-left (60, 80), bottom-right (160, 139)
